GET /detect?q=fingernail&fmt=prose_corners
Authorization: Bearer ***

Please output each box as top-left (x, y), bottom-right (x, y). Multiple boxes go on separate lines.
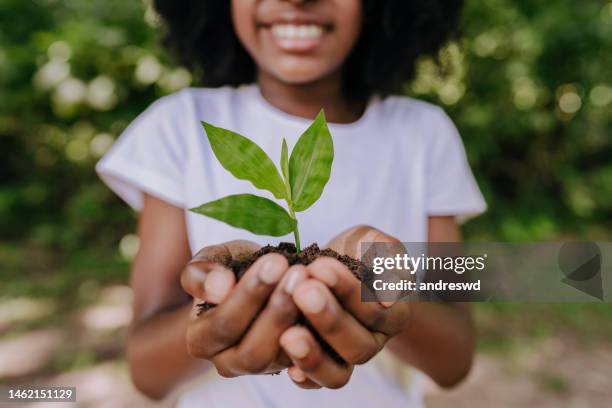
top-left (289, 367), bottom-right (306, 382)
top-left (259, 257), bottom-right (285, 284)
top-left (298, 287), bottom-right (326, 314)
top-left (187, 265), bottom-right (207, 284)
top-left (285, 339), bottom-right (310, 359)
top-left (284, 268), bottom-right (303, 294)
top-left (205, 268), bottom-right (232, 303)
top-left (380, 300), bottom-right (396, 308)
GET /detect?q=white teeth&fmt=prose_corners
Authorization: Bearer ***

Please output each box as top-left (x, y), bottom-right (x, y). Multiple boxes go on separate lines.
top-left (271, 24), bottom-right (324, 40)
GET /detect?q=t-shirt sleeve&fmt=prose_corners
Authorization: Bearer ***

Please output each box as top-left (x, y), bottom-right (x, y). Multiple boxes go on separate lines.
top-left (425, 107), bottom-right (487, 222)
top-left (95, 93), bottom-right (188, 211)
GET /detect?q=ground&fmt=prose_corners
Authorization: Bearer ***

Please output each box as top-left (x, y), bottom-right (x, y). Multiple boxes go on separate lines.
top-left (1, 243), bottom-right (611, 407)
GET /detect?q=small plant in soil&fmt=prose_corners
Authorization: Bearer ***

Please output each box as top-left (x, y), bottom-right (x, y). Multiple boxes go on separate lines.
top-left (191, 111), bottom-right (364, 363)
top-left (192, 110), bottom-right (334, 253)
top-left (191, 109), bottom-right (366, 279)
top-left (191, 111), bottom-right (334, 252)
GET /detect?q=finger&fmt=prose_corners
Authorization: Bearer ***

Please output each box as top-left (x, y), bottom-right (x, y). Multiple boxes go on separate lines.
top-left (307, 257), bottom-right (394, 333)
top-left (326, 225), bottom-right (396, 260)
top-left (212, 265), bottom-right (308, 374)
top-left (288, 366), bottom-right (321, 389)
top-left (309, 257), bottom-right (412, 335)
top-left (293, 280), bottom-right (385, 365)
top-left (184, 241), bottom-right (259, 302)
top-left (180, 262), bottom-right (236, 304)
top-left (280, 326), bottom-right (353, 389)
top-left (220, 240), bottom-right (260, 259)
top-left (188, 253), bottom-right (288, 358)
top-left (181, 263), bottom-right (209, 300)
top-left (326, 226), bottom-right (404, 307)
top-left (191, 240), bottom-right (259, 264)
top-left (204, 265), bottom-right (236, 304)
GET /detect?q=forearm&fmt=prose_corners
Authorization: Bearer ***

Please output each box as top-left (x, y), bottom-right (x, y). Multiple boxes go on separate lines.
top-left (386, 302), bottom-right (474, 388)
top-left (127, 303), bottom-right (211, 399)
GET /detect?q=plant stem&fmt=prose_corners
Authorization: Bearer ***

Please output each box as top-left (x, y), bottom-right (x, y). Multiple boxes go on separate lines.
top-left (293, 221), bottom-right (301, 253)
top-left (288, 205), bottom-right (301, 252)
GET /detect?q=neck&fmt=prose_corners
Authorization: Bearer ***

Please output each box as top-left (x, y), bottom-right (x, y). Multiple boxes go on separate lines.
top-left (257, 70), bottom-right (365, 124)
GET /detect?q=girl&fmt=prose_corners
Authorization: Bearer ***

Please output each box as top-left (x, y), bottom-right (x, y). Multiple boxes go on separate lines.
top-left (96, 0), bottom-right (486, 406)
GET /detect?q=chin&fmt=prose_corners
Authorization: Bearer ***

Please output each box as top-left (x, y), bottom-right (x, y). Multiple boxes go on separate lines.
top-left (267, 60), bottom-right (335, 85)
top-left (274, 72), bottom-right (327, 85)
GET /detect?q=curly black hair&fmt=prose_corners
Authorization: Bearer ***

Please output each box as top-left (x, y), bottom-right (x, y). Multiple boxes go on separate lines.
top-left (153, 0), bottom-right (464, 99)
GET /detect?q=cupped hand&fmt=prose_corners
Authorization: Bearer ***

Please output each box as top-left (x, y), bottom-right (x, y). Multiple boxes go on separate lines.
top-left (280, 226), bottom-right (412, 389)
top-left (180, 241), bottom-right (308, 377)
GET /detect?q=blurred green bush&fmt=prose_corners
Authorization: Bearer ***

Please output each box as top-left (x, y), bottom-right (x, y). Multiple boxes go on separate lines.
top-left (1, 0), bottom-right (611, 252)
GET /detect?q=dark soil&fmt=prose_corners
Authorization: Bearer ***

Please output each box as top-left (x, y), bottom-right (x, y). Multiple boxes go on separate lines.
top-left (232, 242), bottom-right (363, 280)
top-left (196, 242), bottom-right (366, 365)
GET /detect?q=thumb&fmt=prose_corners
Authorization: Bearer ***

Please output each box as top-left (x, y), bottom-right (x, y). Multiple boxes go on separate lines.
top-left (181, 261), bottom-right (236, 304)
top-left (326, 225), bottom-right (400, 259)
top-left (182, 240), bottom-right (259, 304)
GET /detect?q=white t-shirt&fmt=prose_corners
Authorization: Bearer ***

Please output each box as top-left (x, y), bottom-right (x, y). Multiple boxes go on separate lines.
top-left (96, 84), bottom-right (486, 407)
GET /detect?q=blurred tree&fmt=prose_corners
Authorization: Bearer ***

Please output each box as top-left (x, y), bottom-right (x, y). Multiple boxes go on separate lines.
top-left (0, 0), bottom-right (191, 249)
top-left (411, 0), bottom-right (612, 241)
top-left (0, 0), bottom-right (611, 254)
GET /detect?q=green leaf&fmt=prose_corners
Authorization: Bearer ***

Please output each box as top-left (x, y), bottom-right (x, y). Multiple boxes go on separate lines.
top-left (190, 194), bottom-right (296, 237)
top-left (280, 138), bottom-right (292, 200)
top-left (281, 138), bottom-right (289, 182)
top-left (202, 122), bottom-right (287, 199)
top-left (289, 110), bottom-right (334, 212)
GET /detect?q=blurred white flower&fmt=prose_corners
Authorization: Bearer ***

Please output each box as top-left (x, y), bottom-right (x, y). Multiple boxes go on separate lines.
top-left (144, 2), bottom-right (162, 28)
top-left (47, 41), bottom-right (72, 61)
top-left (512, 77), bottom-right (538, 111)
top-left (65, 139), bottom-right (89, 162)
top-left (438, 82), bottom-right (465, 105)
top-left (472, 31), bottom-right (499, 57)
top-left (589, 84), bottom-right (612, 107)
top-left (53, 77), bottom-right (86, 105)
top-left (98, 28), bottom-right (126, 47)
top-left (558, 93), bottom-right (581, 114)
top-left (158, 67), bottom-right (192, 92)
top-left (90, 133), bottom-right (114, 158)
top-left (555, 84), bottom-right (582, 115)
top-left (86, 75), bottom-right (118, 111)
top-left (34, 58), bottom-right (70, 90)
top-left (412, 43), bottom-right (466, 105)
top-left (135, 55), bottom-right (162, 85)
top-left (119, 234), bottom-right (140, 260)
top-left (72, 121), bottom-right (95, 140)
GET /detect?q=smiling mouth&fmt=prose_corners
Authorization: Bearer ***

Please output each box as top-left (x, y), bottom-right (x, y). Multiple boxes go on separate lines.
top-left (271, 24), bottom-right (324, 40)
top-left (263, 23), bottom-right (330, 53)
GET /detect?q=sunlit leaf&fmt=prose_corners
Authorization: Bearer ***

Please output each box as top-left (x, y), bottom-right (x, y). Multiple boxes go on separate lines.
top-left (280, 138), bottom-right (291, 200)
top-left (281, 138), bottom-right (289, 182)
top-left (288, 110), bottom-right (334, 212)
top-left (202, 122), bottom-right (287, 199)
top-left (190, 194), bottom-right (295, 236)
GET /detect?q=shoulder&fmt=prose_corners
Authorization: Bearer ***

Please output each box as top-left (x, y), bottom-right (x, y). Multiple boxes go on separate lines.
top-left (126, 86), bottom-right (246, 148)
top-left (375, 94), bottom-right (451, 126)
top-left (372, 95), bottom-right (460, 148)
top-left (143, 85), bottom-right (241, 119)
top-left (114, 87), bottom-right (243, 155)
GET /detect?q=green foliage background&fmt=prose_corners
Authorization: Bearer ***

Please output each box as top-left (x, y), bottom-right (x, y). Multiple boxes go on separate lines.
top-left (1, 1), bottom-right (611, 387)
top-left (1, 0), bottom-right (611, 253)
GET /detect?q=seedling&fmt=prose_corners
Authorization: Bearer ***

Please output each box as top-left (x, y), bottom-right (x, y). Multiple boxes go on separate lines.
top-left (190, 110), bottom-right (333, 252)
